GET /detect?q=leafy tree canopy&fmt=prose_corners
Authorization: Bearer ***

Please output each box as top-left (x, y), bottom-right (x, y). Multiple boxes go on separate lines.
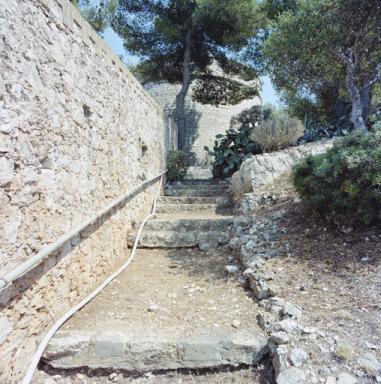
top-left (113, 0), bottom-right (262, 104)
top-left (111, 0), bottom-right (264, 148)
top-left (260, 0), bottom-right (297, 21)
top-left (263, 0), bottom-right (381, 131)
top-left (73, 1), bottom-right (265, 148)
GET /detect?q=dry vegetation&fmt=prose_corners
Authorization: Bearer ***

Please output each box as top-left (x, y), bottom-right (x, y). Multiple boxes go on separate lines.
top-left (249, 114), bottom-right (304, 152)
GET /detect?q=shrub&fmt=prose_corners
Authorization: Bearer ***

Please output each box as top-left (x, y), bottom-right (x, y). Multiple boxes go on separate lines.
top-left (205, 129), bottom-right (261, 179)
top-left (249, 111), bottom-right (304, 152)
top-left (299, 103), bottom-right (352, 143)
top-left (370, 111), bottom-right (381, 130)
top-left (166, 150), bottom-right (193, 182)
top-left (293, 128), bottom-right (381, 226)
top-left (205, 106), bottom-right (264, 179)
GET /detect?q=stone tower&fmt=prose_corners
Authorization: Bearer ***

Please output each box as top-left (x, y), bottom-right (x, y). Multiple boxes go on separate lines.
top-left (145, 80), bottom-right (261, 165)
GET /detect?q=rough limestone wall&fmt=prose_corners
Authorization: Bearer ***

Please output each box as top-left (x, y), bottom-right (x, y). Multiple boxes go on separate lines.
top-left (145, 81), bottom-right (261, 165)
top-left (231, 140), bottom-right (334, 197)
top-left (0, 0), bottom-right (166, 382)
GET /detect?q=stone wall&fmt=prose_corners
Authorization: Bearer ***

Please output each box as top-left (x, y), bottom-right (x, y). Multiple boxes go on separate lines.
top-left (146, 81), bottom-right (261, 165)
top-left (0, 0), bottom-right (168, 382)
top-left (231, 140), bottom-right (334, 198)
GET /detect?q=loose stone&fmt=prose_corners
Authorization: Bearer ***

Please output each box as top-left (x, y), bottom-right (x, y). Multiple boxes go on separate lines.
top-left (336, 372), bottom-right (358, 384)
top-left (276, 367), bottom-right (306, 384)
top-left (289, 347), bottom-right (308, 367)
top-left (357, 352), bottom-right (381, 374)
top-left (282, 302), bottom-right (303, 319)
top-left (271, 331), bottom-right (291, 345)
top-left (147, 304), bottom-right (160, 313)
top-left (225, 265), bottom-right (239, 274)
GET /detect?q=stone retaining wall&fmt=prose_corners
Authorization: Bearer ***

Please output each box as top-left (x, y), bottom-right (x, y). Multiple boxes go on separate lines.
top-left (231, 140), bottom-right (334, 198)
top-left (0, 0), bottom-right (168, 382)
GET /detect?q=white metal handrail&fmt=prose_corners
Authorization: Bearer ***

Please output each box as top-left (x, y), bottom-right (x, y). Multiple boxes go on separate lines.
top-left (0, 170), bottom-right (167, 290)
top-left (22, 173), bottom-right (166, 384)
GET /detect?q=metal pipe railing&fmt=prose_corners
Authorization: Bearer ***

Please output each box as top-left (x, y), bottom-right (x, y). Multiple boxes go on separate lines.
top-left (0, 170), bottom-right (167, 290)
top-left (22, 173), bottom-right (166, 384)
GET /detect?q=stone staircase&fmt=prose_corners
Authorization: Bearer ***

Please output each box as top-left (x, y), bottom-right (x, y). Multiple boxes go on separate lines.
top-left (156, 196), bottom-right (232, 213)
top-left (164, 181), bottom-right (229, 197)
top-left (42, 169), bottom-right (268, 379)
top-left (128, 177), bottom-right (235, 251)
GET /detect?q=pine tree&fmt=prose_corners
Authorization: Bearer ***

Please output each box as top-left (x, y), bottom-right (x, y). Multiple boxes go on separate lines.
top-left (112, 0), bottom-right (262, 148)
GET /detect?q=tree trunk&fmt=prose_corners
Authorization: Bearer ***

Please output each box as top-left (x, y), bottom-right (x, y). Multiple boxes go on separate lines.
top-left (360, 75), bottom-right (372, 123)
top-left (175, 14), bottom-right (193, 149)
top-left (350, 95), bottom-right (366, 132)
top-left (344, 55), bottom-right (368, 132)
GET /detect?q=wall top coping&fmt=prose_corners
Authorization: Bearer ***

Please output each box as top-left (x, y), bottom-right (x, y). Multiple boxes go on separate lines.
top-left (37, 0), bottom-right (161, 113)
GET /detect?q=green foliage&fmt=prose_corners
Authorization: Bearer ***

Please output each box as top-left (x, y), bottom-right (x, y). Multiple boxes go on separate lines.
top-left (302, 110), bottom-right (351, 142)
top-left (250, 111), bottom-right (304, 152)
top-left (260, 0), bottom-right (297, 21)
top-left (293, 129), bottom-right (381, 226)
top-left (112, 0), bottom-right (262, 105)
top-left (166, 150), bottom-right (193, 182)
top-left (263, 0), bottom-right (381, 128)
top-left (369, 112), bottom-right (381, 131)
top-left (206, 105), bottom-right (303, 178)
top-left (283, 83), bottom-right (351, 122)
top-left (280, 85), bottom-right (354, 142)
top-left (205, 106), bottom-right (264, 179)
top-left (192, 75), bottom-right (259, 106)
top-left (71, 0), bottom-right (117, 32)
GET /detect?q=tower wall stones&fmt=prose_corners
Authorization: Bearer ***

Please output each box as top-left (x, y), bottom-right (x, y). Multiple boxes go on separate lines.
top-left (0, 0), bottom-right (169, 381)
top-left (146, 81), bottom-right (261, 165)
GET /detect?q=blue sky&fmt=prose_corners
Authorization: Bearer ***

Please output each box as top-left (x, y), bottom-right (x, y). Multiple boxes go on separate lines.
top-left (102, 27), bottom-right (281, 106)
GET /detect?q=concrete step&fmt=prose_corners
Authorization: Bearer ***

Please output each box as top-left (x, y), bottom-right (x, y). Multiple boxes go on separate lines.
top-left (128, 230), bottom-right (230, 248)
top-left (128, 210), bottom-right (235, 249)
top-left (185, 166), bottom-right (212, 180)
top-left (155, 203), bottom-right (233, 213)
top-left (166, 184), bottom-right (228, 192)
top-left (142, 216), bottom-right (235, 233)
top-left (43, 328), bottom-right (267, 372)
top-left (165, 181), bottom-right (229, 198)
top-left (173, 179), bottom-right (223, 186)
top-left (165, 189), bottom-right (229, 197)
top-left (157, 196), bottom-right (233, 205)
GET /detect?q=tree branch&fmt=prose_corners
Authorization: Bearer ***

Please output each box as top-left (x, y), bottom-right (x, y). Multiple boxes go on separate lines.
top-left (360, 62), bottom-right (381, 92)
top-left (331, 48), bottom-right (347, 63)
top-left (369, 62), bottom-right (381, 86)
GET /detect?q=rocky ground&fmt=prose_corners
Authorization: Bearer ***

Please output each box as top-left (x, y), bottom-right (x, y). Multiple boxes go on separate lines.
top-left (36, 364), bottom-right (274, 384)
top-left (34, 173), bottom-right (381, 384)
top-left (228, 173), bottom-right (381, 384)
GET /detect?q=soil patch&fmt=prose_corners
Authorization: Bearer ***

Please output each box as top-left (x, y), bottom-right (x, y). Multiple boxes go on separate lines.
top-left (62, 248), bottom-right (262, 334)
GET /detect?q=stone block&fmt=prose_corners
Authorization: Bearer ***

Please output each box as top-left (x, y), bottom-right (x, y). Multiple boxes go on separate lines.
top-left (230, 140), bottom-right (334, 202)
top-left (92, 333), bottom-right (126, 359)
top-left (44, 329), bottom-right (267, 371)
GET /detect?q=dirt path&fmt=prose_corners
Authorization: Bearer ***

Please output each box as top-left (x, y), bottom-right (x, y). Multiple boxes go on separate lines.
top-left (35, 248), bottom-right (273, 383)
top-left (62, 248), bottom-right (260, 333)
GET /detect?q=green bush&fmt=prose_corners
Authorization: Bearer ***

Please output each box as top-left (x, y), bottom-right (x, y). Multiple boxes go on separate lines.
top-left (249, 111), bottom-right (304, 152)
top-left (205, 128), bottom-right (262, 179)
top-left (166, 150), bottom-right (193, 182)
top-left (293, 128), bottom-right (381, 226)
top-left (205, 106), bottom-right (264, 179)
